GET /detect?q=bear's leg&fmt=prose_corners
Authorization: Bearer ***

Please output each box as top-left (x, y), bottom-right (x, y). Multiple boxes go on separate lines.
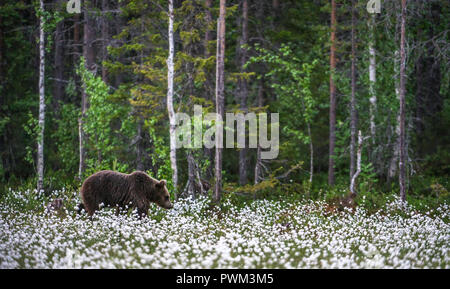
top-left (115, 205), bottom-right (121, 216)
top-left (84, 202), bottom-right (96, 217)
top-left (137, 206), bottom-right (149, 219)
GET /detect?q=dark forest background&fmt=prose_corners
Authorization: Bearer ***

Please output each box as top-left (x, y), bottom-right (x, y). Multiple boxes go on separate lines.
top-left (0, 0), bottom-right (449, 209)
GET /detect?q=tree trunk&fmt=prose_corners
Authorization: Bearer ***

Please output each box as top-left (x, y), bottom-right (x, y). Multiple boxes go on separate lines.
top-left (136, 118), bottom-right (145, 171)
top-left (214, 0), bottom-right (226, 202)
top-left (368, 14), bottom-right (377, 146)
top-left (349, 0), bottom-right (357, 182)
top-left (238, 0), bottom-right (249, 186)
top-left (73, 12), bottom-right (80, 63)
top-left (37, 0), bottom-right (46, 192)
top-left (350, 130), bottom-right (363, 195)
top-left (328, 0), bottom-right (337, 186)
top-left (388, 49), bottom-right (401, 183)
top-left (73, 12), bottom-right (80, 100)
top-left (254, 80), bottom-right (264, 184)
top-left (187, 151), bottom-right (196, 198)
top-left (203, 0), bottom-right (215, 180)
top-left (53, 1), bottom-right (64, 112)
top-left (399, 0), bottom-right (407, 202)
top-left (101, 0), bottom-right (109, 83)
top-left (167, 0), bottom-right (178, 198)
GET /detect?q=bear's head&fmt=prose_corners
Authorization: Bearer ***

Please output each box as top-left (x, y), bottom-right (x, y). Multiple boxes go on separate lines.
top-left (153, 179), bottom-right (173, 209)
top-left (134, 171), bottom-right (173, 209)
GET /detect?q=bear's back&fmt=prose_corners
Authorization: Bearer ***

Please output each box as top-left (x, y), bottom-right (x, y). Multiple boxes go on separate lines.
top-left (81, 170), bottom-right (132, 203)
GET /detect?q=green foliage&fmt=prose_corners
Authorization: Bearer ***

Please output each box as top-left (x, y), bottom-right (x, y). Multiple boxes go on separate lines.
top-left (33, 0), bottom-right (64, 52)
top-left (23, 112), bottom-right (39, 166)
top-left (51, 103), bottom-right (79, 176)
top-left (247, 43), bottom-right (319, 180)
top-left (77, 58), bottom-right (133, 175)
top-left (146, 117), bottom-right (173, 189)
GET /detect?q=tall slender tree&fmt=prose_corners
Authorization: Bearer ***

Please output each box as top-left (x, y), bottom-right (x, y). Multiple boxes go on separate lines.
top-left (399, 0), bottom-right (407, 202)
top-left (254, 79), bottom-right (264, 185)
top-left (328, 0), bottom-right (337, 186)
top-left (37, 0), bottom-right (46, 192)
top-left (238, 0), bottom-right (249, 185)
top-left (203, 0), bottom-right (215, 180)
top-left (167, 0), bottom-right (178, 198)
top-left (349, 0), bottom-right (357, 182)
top-left (214, 0), bottom-right (226, 202)
top-left (53, 0), bottom-right (64, 112)
top-left (101, 0), bottom-right (109, 83)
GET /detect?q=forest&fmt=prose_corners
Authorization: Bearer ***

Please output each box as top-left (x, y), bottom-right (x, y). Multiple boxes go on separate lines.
top-left (0, 0), bottom-right (449, 269)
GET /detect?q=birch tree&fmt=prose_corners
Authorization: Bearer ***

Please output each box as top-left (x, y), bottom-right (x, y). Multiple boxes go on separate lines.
top-left (37, 0), bottom-right (45, 192)
top-left (167, 0), bottom-right (178, 198)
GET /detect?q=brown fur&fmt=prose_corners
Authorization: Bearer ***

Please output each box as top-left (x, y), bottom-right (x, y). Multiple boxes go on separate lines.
top-left (79, 170), bottom-right (173, 217)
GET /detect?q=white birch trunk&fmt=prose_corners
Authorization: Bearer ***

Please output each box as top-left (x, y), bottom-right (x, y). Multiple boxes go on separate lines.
top-left (167, 0), bottom-right (178, 198)
top-left (37, 0), bottom-right (45, 192)
top-left (350, 131), bottom-right (362, 195)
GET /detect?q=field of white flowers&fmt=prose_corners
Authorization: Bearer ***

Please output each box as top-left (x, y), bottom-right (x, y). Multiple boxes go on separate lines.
top-left (0, 189), bottom-right (449, 269)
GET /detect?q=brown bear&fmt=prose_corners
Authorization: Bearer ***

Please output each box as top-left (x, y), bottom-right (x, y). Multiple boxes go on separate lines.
top-left (78, 170), bottom-right (173, 217)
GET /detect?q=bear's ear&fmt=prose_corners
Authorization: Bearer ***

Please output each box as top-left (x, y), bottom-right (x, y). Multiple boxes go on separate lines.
top-left (157, 179), bottom-right (167, 188)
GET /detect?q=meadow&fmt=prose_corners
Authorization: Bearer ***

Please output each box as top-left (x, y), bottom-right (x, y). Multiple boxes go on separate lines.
top-left (0, 189), bottom-right (448, 269)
